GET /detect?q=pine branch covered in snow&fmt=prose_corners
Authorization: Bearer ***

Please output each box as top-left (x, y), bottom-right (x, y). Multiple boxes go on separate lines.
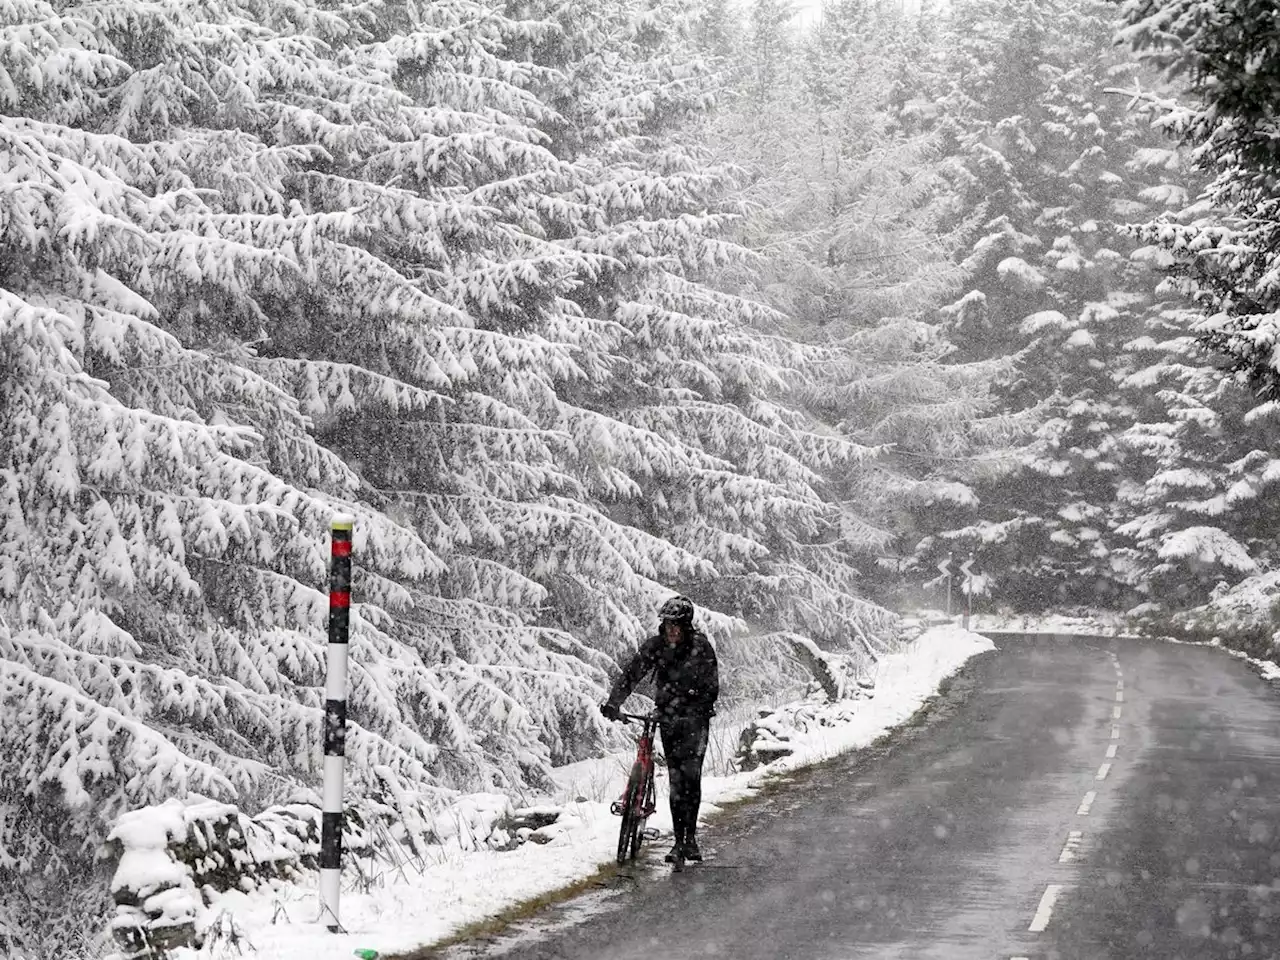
top-left (1118, 0), bottom-right (1280, 396)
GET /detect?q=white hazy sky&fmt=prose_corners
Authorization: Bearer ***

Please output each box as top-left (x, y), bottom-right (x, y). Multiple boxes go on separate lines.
top-left (796, 0), bottom-right (821, 24)
top-left (795, 0), bottom-right (925, 25)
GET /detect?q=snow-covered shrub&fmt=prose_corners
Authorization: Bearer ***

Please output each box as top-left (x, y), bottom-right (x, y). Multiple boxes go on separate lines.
top-left (1144, 571), bottom-right (1280, 661)
top-left (422, 794), bottom-right (513, 853)
top-left (735, 693), bottom-right (875, 772)
top-left (785, 634), bottom-right (875, 702)
top-left (734, 639), bottom-right (878, 771)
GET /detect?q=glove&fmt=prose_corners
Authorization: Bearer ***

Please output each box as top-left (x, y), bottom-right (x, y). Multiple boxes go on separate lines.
top-left (600, 702), bottom-right (622, 722)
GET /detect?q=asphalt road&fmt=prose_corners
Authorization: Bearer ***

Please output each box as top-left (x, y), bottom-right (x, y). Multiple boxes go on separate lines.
top-left (429, 635), bottom-right (1280, 960)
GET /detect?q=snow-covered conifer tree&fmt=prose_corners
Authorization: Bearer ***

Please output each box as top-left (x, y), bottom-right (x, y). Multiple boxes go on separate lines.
top-left (908, 0), bottom-right (1206, 610)
top-left (680, 0), bottom-right (1037, 614)
top-left (1113, 304), bottom-right (1280, 608)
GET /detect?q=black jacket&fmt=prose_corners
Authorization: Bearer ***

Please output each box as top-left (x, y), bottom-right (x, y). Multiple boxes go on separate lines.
top-left (606, 629), bottom-right (719, 720)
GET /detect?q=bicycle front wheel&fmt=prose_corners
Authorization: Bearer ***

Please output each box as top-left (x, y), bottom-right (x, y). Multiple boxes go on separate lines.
top-left (629, 767), bottom-right (655, 860)
top-left (616, 763), bottom-right (643, 864)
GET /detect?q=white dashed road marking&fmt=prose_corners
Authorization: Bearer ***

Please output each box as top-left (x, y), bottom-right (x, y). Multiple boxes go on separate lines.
top-left (1019, 652), bottom-right (1128, 954)
top-left (1058, 830), bottom-right (1083, 863)
top-left (1028, 884), bottom-right (1065, 932)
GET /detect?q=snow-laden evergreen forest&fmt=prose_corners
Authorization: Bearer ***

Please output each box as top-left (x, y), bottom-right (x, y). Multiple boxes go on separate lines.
top-left (4, 0), bottom-right (1280, 949)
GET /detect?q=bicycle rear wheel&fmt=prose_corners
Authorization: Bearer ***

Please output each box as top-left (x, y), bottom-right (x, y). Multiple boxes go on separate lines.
top-left (616, 763), bottom-right (643, 864)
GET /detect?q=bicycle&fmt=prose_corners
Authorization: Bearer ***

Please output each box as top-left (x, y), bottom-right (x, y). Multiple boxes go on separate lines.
top-left (609, 711), bottom-right (666, 867)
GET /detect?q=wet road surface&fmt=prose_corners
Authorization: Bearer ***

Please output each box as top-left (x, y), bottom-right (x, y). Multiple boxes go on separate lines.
top-left (421, 635), bottom-right (1280, 960)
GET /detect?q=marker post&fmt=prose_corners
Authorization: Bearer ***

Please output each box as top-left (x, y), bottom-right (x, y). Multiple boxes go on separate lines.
top-left (937, 553), bottom-right (954, 618)
top-left (960, 554), bottom-right (975, 631)
top-left (321, 515), bottom-right (354, 931)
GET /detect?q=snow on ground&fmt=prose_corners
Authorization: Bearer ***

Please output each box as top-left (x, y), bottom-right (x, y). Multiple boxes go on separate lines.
top-left (966, 609), bottom-right (1138, 637)
top-left (163, 626), bottom-right (993, 960)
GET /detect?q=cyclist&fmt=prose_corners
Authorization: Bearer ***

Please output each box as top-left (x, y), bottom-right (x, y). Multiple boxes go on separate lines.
top-left (601, 595), bottom-right (719, 863)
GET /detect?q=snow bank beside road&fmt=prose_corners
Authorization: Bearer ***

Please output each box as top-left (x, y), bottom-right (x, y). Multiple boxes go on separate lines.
top-left (735, 625), bottom-right (994, 776)
top-left (1222, 644), bottom-right (1280, 682)
top-left (143, 627), bottom-right (993, 960)
top-left (1167, 634), bottom-right (1280, 683)
top-left (967, 610), bottom-right (1138, 637)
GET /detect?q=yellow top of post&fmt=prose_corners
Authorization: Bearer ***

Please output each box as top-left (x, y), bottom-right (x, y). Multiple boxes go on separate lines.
top-left (331, 514), bottom-right (355, 532)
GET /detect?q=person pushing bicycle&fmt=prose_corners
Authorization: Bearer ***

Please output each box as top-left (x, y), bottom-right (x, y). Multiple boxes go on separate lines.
top-left (601, 595), bottom-right (719, 863)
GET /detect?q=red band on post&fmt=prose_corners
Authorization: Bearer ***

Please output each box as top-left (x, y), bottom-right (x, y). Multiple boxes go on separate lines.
top-left (330, 591), bottom-right (350, 608)
top-left (332, 540), bottom-right (352, 557)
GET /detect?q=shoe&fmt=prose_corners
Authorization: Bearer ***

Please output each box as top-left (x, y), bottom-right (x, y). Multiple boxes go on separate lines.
top-left (664, 843), bottom-right (683, 863)
top-left (683, 839), bottom-right (702, 862)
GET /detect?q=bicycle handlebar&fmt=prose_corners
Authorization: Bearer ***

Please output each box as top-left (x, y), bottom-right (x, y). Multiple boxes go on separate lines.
top-left (619, 711), bottom-right (658, 723)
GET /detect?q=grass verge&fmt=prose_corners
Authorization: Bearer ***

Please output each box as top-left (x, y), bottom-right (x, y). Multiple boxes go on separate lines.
top-left (387, 863), bottom-right (621, 959)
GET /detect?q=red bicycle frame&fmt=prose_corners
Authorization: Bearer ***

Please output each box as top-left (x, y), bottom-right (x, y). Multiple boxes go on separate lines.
top-left (611, 712), bottom-right (660, 863)
top-left (632, 718), bottom-right (656, 810)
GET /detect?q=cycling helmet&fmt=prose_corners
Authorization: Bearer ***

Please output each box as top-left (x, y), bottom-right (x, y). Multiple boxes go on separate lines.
top-left (658, 595), bottom-right (695, 625)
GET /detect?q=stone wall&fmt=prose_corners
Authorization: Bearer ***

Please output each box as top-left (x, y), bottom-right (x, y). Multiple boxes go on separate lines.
top-left (106, 795), bottom-right (352, 958)
top-left (105, 789), bottom-right (563, 958)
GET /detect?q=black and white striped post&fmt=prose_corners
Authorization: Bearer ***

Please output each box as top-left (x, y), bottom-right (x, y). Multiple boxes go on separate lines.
top-left (321, 514), bottom-right (353, 931)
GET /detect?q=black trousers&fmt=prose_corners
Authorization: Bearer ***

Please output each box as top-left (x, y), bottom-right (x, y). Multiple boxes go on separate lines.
top-left (660, 715), bottom-right (710, 844)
